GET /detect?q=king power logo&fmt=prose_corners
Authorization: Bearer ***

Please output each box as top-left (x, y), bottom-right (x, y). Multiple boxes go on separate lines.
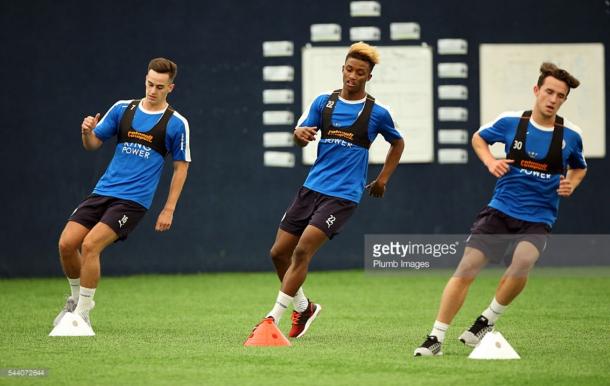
top-left (326, 214), bottom-right (336, 228)
top-left (118, 214), bottom-right (129, 228)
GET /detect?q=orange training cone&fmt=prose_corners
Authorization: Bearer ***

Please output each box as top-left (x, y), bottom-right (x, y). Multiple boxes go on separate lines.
top-left (244, 317), bottom-right (291, 347)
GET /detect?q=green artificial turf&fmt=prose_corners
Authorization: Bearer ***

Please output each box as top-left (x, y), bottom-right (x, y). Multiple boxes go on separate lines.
top-left (1, 268), bottom-right (609, 385)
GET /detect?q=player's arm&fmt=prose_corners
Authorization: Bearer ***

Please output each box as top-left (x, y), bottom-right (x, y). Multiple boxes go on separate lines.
top-left (472, 132), bottom-right (513, 178)
top-left (293, 127), bottom-right (317, 147)
top-left (293, 94), bottom-right (326, 147)
top-left (81, 113), bottom-right (103, 150)
top-left (557, 167), bottom-right (587, 197)
top-left (366, 138), bottom-right (405, 198)
top-left (155, 160), bottom-right (189, 232)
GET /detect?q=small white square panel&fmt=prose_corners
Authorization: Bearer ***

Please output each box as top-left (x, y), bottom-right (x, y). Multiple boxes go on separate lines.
top-left (438, 107), bottom-right (468, 121)
top-left (438, 85), bottom-right (468, 100)
top-left (264, 151), bottom-right (295, 167)
top-left (262, 41), bottom-right (294, 57)
top-left (438, 129), bottom-right (469, 144)
top-left (390, 22), bottom-right (420, 40)
top-left (310, 24), bottom-right (342, 42)
top-left (350, 1), bottom-right (381, 17)
top-left (438, 148), bottom-right (468, 164)
top-left (263, 89), bottom-right (294, 104)
top-left (438, 63), bottom-right (468, 78)
top-left (263, 132), bottom-right (294, 147)
top-left (437, 39), bottom-right (468, 55)
top-left (349, 26), bottom-right (381, 41)
top-left (263, 66), bottom-right (294, 82)
top-left (263, 111), bottom-right (294, 125)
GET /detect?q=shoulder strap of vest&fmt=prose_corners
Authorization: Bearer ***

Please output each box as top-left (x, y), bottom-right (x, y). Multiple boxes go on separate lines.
top-left (322, 90), bottom-right (341, 132)
top-left (546, 114), bottom-right (565, 174)
top-left (118, 100), bottom-right (141, 137)
top-left (507, 110), bottom-right (532, 161)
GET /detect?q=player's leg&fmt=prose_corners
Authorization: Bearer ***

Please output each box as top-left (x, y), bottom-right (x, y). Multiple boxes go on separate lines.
top-left (269, 228), bottom-right (299, 281)
top-left (54, 196), bottom-right (107, 326)
top-left (282, 196), bottom-right (356, 338)
top-left (460, 240), bottom-right (540, 344)
top-left (266, 225), bottom-right (327, 324)
top-left (54, 221), bottom-right (90, 326)
top-left (415, 247), bottom-right (488, 356)
top-left (58, 221), bottom-right (89, 279)
top-left (273, 188), bottom-right (320, 317)
top-left (437, 247), bottom-right (488, 323)
top-left (75, 198), bottom-right (145, 326)
top-left (459, 226), bottom-right (547, 347)
top-left (269, 228), bottom-right (313, 321)
top-left (494, 240), bottom-right (539, 304)
top-left (74, 222), bottom-right (118, 324)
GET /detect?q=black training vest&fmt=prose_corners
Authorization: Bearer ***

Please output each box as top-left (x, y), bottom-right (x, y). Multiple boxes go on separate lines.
top-left (506, 110), bottom-right (565, 175)
top-left (321, 89), bottom-right (375, 149)
top-left (117, 99), bottom-right (174, 156)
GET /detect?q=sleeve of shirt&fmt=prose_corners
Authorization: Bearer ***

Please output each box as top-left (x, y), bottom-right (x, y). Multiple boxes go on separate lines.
top-left (166, 114), bottom-right (191, 162)
top-left (295, 94), bottom-right (328, 129)
top-left (377, 107), bottom-right (402, 142)
top-left (568, 132), bottom-right (587, 169)
top-left (477, 112), bottom-right (514, 145)
top-left (93, 101), bottom-right (125, 141)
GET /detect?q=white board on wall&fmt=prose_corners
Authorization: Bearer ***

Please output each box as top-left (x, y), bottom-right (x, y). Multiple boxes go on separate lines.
top-left (301, 45), bottom-right (434, 164)
top-left (480, 43), bottom-right (605, 158)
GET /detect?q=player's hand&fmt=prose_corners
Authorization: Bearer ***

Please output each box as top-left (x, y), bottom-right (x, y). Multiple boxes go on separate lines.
top-left (81, 113), bottom-right (100, 135)
top-left (366, 179), bottom-right (386, 198)
top-left (485, 159), bottom-right (514, 178)
top-left (294, 127), bottom-right (317, 143)
top-left (557, 175), bottom-right (575, 197)
top-left (155, 208), bottom-right (174, 232)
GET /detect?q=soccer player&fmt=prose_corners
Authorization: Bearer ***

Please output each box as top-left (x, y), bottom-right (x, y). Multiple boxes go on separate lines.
top-left (53, 58), bottom-right (191, 327)
top-left (251, 42), bottom-right (405, 339)
top-left (414, 63), bottom-right (587, 356)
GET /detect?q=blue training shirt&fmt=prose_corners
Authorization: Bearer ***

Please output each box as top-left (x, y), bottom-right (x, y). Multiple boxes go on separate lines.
top-left (300, 92), bottom-right (402, 203)
top-left (92, 99), bottom-right (191, 209)
top-left (478, 111), bottom-right (586, 226)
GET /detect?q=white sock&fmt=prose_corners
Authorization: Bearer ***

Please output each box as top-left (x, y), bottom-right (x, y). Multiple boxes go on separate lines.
top-left (266, 291), bottom-right (293, 323)
top-left (293, 287), bottom-right (309, 313)
top-left (68, 277), bottom-right (80, 300)
top-left (430, 320), bottom-right (449, 342)
top-left (75, 286), bottom-right (96, 315)
top-left (481, 297), bottom-right (507, 324)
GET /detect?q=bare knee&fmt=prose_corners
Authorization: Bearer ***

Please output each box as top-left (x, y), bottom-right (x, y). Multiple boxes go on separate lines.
top-left (81, 238), bottom-right (103, 260)
top-left (506, 258), bottom-right (536, 277)
top-left (448, 276), bottom-right (476, 288)
top-left (270, 244), bottom-right (291, 265)
top-left (58, 235), bottom-right (80, 257)
top-left (292, 246), bottom-right (313, 267)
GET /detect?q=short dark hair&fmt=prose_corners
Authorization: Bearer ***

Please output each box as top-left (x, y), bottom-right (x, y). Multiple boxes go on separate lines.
top-left (537, 62), bottom-right (580, 93)
top-left (148, 57), bottom-right (178, 82)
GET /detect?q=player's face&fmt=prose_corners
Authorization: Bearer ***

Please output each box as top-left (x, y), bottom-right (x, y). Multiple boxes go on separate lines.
top-left (534, 76), bottom-right (569, 119)
top-left (342, 58), bottom-right (372, 95)
top-left (144, 70), bottom-right (174, 109)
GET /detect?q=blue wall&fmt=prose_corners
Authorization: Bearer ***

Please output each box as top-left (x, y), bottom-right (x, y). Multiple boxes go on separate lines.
top-left (1, 0), bottom-right (608, 277)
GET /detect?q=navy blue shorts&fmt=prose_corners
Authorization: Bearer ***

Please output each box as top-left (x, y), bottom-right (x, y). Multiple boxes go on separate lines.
top-left (68, 194), bottom-right (147, 241)
top-left (279, 187), bottom-right (358, 239)
top-left (466, 206), bottom-right (550, 262)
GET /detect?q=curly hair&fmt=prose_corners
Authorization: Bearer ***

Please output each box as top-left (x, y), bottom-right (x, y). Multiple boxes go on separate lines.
top-left (345, 42), bottom-right (380, 71)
